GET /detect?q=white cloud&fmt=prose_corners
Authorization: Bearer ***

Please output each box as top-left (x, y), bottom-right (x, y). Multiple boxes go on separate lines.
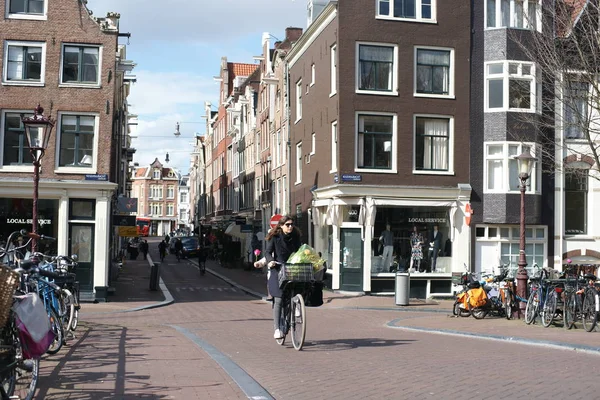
top-left (87, 0), bottom-right (306, 43)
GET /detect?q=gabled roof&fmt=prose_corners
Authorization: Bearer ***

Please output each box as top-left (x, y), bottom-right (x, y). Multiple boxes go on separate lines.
top-left (557, 0), bottom-right (588, 37)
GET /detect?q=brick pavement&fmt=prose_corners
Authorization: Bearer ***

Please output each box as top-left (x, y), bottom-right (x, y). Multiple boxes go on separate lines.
top-left (35, 242), bottom-right (600, 399)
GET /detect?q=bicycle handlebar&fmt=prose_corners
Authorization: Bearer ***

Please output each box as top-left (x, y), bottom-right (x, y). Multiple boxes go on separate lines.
top-left (20, 229), bottom-right (56, 242)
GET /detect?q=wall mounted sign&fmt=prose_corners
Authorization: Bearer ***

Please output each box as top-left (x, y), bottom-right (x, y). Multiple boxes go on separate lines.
top-left (341, 174), bottom-right (362, 182)
top-left (85, 174), bottom-right (108, 181)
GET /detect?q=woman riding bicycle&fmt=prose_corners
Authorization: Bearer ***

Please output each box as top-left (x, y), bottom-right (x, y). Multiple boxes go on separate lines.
top-left (265, 215), bottom-right (301, 340)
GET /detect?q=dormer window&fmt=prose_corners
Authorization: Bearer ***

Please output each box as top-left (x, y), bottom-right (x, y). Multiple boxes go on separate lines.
top-left (153, 169), bottom-right (160, 179)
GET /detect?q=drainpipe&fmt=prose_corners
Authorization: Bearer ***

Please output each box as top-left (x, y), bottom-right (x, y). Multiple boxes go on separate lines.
top-left (285, 57), bottom-right (291, 217)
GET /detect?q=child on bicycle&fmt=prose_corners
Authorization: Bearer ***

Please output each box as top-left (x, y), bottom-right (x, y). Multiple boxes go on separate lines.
top-left (264, 215), bottom-right (301, 339)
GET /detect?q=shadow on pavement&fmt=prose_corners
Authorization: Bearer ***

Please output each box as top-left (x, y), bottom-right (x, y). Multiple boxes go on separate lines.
top-left (301, 337), bottom-right (416, 351)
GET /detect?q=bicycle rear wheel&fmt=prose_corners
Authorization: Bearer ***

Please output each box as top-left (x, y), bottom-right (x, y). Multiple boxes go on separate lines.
top-left (290, 294), bottom-right (306, 351)
top-left (276, 300), bottom-right (289, 346)
top-left (541, 290), bottom-right (557, 327)
top-left (582, 289), bottom-right (598, 333)
top-left (502, 289), bottom-right (512, 320)
top-left (61, 289), bottom-right (76, 334)
top-left (46, 308), bottom-right (64, 355)
top-left (563, 291), bottom-right (576, 330)
top-left (1, 322), bottom-right (39, 400)
top-left (525, 290), bottom-right (538, 325)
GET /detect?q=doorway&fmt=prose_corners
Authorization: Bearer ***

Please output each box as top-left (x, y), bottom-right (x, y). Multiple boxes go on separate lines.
top-left (69, 223), bottom-right (95, 291)
top-left (339, 228), bottom-right (363, 291)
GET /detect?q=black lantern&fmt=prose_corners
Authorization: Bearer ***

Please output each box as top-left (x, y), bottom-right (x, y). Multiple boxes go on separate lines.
top-left (21, 105), bottom-right (55, 162)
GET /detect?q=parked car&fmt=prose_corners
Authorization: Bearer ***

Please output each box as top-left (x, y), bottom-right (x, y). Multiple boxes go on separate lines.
top-left (169, 236), bottom-right (200, 258)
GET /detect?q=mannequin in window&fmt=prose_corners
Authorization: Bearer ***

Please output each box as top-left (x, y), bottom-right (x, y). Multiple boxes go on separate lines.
top-left (410, 226), bottom-right (424, 272)
top-left (379, 224), bottom-right (394, 272)
top-left (429, 224), bottom-right (443, 272)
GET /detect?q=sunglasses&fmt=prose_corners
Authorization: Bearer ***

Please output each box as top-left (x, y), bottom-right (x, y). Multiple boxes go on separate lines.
top-left (283, 223), bottom-right (294, 227)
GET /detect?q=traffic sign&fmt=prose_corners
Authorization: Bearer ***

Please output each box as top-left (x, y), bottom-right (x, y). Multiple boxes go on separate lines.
top-left (270, 214), bottom-right (283, 229)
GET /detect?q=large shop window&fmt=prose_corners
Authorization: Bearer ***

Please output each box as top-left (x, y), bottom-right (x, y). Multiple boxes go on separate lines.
top-left (58, 114), bottom-right (96, 168)
top-left (377, 0), bottom-right (434, 22)
top-left (61, 45), bottom-right (100, 85)
top-left (415, 116), bottom-right (451, 172)
top-left (486, 0), bottom-right (540, 30)
top-left (2, 111), bottom-right (33, 166)
top-left (565, 169), bottom-right (588, 235)
top-left (415, 47), bottom-right (452, 97)
top-left (485, 61), bottom-right (536, 112)
top-left (356, 43), bottom-right (398, 95)
top-left (563, 79), bottom-right (589, 140)
top-left (357, 113), bottom-right (396, 171)
top-left (4, 41), bottom-right (45, 84)
top-left (484, 142), bottom-right (539, 193)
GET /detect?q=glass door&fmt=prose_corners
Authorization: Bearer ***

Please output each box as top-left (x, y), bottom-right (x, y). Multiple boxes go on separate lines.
top-left (69, 224), bottom-right (94, 291)
top-left (340, 228), bottom-right (363, 291)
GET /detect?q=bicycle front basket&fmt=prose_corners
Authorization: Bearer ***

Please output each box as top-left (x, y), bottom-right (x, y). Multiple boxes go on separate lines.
top-left (279, 263), bottom-right (314, 287)
top-left (0, 264), bottom-right (19, 329)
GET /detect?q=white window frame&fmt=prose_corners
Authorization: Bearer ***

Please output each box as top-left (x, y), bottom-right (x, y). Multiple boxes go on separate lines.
top-left (484, 60), bottom-right (537, 113)
top-left (295, 142), bottom-right (302, 184)
top-left (0, 109), bottom-right (35, 172)
top-left (485, 0), bottom-right (541, 31)
top-left (562, 76), bottom-right (589, 140)
top-left (167, 203), bottom-right (174, 216)
top-left (3, 40), bottom-right (46, 86)
top-left (167, 185), bottom-right (175, 199)
top-left (295, 79), bottom-right (302, 123)
top-left (412, 114), bottom-right (454, 175)
top-left (6, 0), bottom-right (48, 20)
top-left (330, 44), bottom-right (337, 96)
top-left (153, 169), bottom-right (160, 179)
top-left (413, 46), bottom-right (454, 99)
top-left (54, 111), bottom-right (100, 174)
top-left (282, 175), bottom-right (287, 214)
top-left (310, 64), bottom-right (316, 86)
top-left (376, 0), bottom-right (436, 23)
top-left (483, 141), bottom-right (540, 194)
top-left (331, 121), bottom-right (338, 173)
top-left (59, 43), bottom-right (102, 88)
top-left (356, 42), bottom-right (398, 96)
top-left (310, 133), bottom-right (316, 156)
top-left (354, 111), bottom-right (398, 174)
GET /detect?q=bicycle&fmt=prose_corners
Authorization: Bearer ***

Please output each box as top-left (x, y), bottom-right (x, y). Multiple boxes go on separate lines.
top-left (275, 263), bottom-right (319, 351)
top-left (198, 249), bottom-right (207, 276)
top-left (580, 274), bottom-right (599, 332)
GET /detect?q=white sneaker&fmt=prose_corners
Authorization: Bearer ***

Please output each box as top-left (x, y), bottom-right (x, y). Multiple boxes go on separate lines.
top-left (274, 329), bottom-right (283, 339)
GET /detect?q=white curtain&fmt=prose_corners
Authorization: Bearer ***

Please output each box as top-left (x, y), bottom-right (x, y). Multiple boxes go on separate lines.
top-left (423, 119), bottom-right (448, 170)
top-left (7, 46), bottom-right (23, 80)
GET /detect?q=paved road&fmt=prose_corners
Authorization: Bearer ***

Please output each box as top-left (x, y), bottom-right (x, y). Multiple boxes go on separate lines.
top-left (38, 242), bottom-right (600, 399)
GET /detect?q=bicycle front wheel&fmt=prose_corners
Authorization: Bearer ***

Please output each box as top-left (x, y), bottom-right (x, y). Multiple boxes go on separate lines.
top-left (290, 294), bottom-right (306, 351)
top-left (525, 290), bottom-right (538, 325)
top-left (541, 290), bottom-right (557, 327)
top-left (563, 291), bottom-right (576, 330)
top-left (582, 289), bottom-right (598, 333)
top-left (61, 289), bottom-right (76, 334)
top-left (46, 308), bottom-right (64, 355)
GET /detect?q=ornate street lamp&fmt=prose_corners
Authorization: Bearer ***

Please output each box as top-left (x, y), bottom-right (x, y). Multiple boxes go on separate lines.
top-left (21, 105), bottom-right (55, 252)
top-left (514, 148), bottom-right (536, 318)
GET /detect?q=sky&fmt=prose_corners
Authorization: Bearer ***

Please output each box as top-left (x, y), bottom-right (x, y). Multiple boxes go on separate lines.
top-left (87, 0), bottom-right (307, 174)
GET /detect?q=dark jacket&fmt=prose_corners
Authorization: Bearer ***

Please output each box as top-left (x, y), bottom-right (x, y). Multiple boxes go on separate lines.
top-left (265, 232), bottom-right (301, 297)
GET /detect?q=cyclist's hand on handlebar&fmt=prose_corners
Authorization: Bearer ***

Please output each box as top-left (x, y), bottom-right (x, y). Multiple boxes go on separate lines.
top-left (268, 261), bottom-right (278, 268)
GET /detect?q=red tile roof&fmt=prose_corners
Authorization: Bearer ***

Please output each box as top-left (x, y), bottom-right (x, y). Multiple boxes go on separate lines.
top-left (556, 0), bottom-right (587, 37)
top-left (231, 63), bottom-right (257, 78)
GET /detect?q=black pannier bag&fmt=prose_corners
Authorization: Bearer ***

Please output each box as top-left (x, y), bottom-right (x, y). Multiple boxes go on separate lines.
top-left (305, 281), bottom-right (324, 307)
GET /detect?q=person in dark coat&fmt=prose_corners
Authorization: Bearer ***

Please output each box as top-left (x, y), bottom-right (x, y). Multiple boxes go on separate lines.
top-left (264, 215), bottom-right (301, 339)
top-left (140, 240), bottom-right (149, 260)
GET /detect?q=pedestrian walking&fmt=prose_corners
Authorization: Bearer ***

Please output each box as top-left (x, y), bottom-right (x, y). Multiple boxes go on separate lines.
top-left (140, 240), bottom-right (149, 260)
top-left (158, 240), bottom-right (167, 262)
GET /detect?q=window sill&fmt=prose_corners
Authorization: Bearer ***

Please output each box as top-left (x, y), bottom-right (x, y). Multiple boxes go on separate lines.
top-left (483, 190), bottom-right (540, 195)
top-left (55, 167), bottom-right (96, 174)
top-left (375, 16), bottom-right (436, 24)
top-left (294, 118), bottom-right (302, 124)
top-left (329, 91), bottom-right (337, 98)
top-left (58, 83), bottom-right (101, 89)
top-left (412, 170), bottom-right (454, 175)
top-left (564, 235), bottom-right (594, 241)
top-left (7, 14), bottom-right (47, 21)
top-left (0, 165), bottom-right (34, 173)
top-left (414, 93), bottom-right (454, 100)
top-left (485, 108), bottom-right (537, 114)
top-left (356, 89), bottom-right (398, 96)
top-left (330, 169), bottom-right (337, 174)
top-left (355, 168), bottom-right (397, 174)
top-left (2, 81), bottom-right (44, 87)
top-left (294, 181), bottom-right (302, 186)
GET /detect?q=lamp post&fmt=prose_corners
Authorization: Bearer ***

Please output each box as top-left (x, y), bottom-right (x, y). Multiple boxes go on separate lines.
top-left (514, 148), bottom-right (536, 318)
top-left (21, 105), bottom-right (55, 252)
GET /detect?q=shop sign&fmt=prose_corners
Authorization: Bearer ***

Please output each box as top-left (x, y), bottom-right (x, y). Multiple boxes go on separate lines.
top-left (341, 174), bottom-right (362, 182)
top-left (7, 218), bottom-right (51, 226)
top-left (116, 197), bottom-right (138, 213)
top-left (85, 174), bottom-right (108, 181)
top-left (241, 224), bottom-right (253, 233)
top-left (112, 215), bottom-right (136, 226)
top-left (118, 226), bottom-right (138, 237)
top-left (408, 217), bottom-right (447, 223)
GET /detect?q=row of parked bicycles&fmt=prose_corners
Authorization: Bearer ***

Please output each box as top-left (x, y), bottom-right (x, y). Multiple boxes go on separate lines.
top-left (0, 230), bottom-right (81, 400)
top-left (453, 262), bottom-right (600, 332)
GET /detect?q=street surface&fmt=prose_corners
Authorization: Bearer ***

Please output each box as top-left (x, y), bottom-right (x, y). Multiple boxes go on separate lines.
top-left (37, 239), bottom-right (600, 399)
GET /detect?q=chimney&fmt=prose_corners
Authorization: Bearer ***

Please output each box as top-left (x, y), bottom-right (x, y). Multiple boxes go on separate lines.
top-left (285, 27), bottom-right (303, 43)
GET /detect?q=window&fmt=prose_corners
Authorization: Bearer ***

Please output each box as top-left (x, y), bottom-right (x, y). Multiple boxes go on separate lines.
top-left (484, 142), bottom-right (539, 193)
top-left (167, 186), bottom-right (174, 199)
top-left (180, 192), bottom-right (187, 203)
top-left (486, 0), bottom-right (540, 31)
top-left (330, 44), bottom-right (337, 95)
top-left (153, 169), bottom-right (160, 179)
top-left (563, 79), bottom-right (588, 140)
top-left (3, 41), bottom-right (45, 84)
top-left (415, 47), bottom-right (453, 97)
top-left (150, 203), bottom-right (162, 216)
top-left (276, 130), bottom-right (281, 166)
top-left (415, 116), bottom-right (451, 172)
top-left (310, 64), bottom-right (315, 86)
top-left (485, 61), bottom-right (536, 112)
top-left (377, 0), bottom-right (435, 21)
top-left (331, 121), bottom-right (338, 172)
top-left (150, 185), bottom-right (163, 199)
top-left (357, 43), bottom-right (397, 95)
top-left (2, 111), bottom-right (33, 166)
top-left (58, 114), bottom-right (96, 168)
top-left (167, 203), bottom-right (174, 216)
top-left (565, 170), bottom-right (588, 235)
top-left (357, 113), bottom-right (396, 171)
top-left (282, 176), bottom-right (287, 214)
top-left (61, 45), bottom-right (100, 85)
top-left (295, 80), bottom-right (302, 122)
top-left (296, 142), bottom-right (302, 184)
top-left (310, 133), bottom-right (316, 156)
top-left (7, 0), bottom-right (46, 19)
